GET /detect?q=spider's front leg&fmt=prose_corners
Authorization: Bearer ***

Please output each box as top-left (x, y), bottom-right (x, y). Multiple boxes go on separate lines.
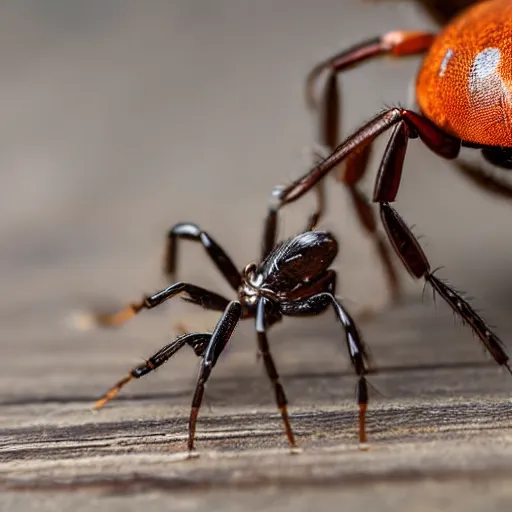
top-left (92, 282), bottom-right (231, 328)
top-left (88, 223), bottom-right (240, 332)
top-left (94, 301), bottom-right (242, 454)
top-left (164, 222), bottom-right (241, 290)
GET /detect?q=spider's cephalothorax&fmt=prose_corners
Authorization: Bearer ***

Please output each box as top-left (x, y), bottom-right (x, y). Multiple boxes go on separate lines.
top-left (92, 226), bottom-right (369, 453)
top-left (240, 231), bottom-right (338, 305)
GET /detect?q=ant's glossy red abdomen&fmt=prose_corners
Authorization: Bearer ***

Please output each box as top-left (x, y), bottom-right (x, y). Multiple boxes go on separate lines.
top-left (416, 0), bottom-right (512, 147)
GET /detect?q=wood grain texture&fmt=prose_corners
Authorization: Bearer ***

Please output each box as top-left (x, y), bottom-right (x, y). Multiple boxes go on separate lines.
top-left (1, 1), bottom-right (512, 511)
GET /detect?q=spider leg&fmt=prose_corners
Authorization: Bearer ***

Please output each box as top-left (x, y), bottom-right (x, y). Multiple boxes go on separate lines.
top-left (93, 282), bottom-right (231, 328)
top-left (255, 298), bottom-right (295, 448)
top-left (93, 332), bottom-right (212, 409)
top-left (164, 222), bottom-right (241, 290)
top-left (280, 291), bottom-right (371, 443)
top-left (305, 147), bottom-right (328, 232)
top-left (188, 301), bottom-right (242, 453)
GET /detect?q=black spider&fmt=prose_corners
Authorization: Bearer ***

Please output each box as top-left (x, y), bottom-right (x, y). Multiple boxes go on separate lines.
top-left (92, 224), bottom-right (370, 453)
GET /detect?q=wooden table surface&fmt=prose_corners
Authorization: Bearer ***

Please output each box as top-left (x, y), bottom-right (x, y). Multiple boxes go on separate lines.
top-left (1, 1), bottom-right (512, 510)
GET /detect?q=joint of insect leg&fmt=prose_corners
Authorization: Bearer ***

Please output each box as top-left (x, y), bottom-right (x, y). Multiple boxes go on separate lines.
top-left (131, 366), bottom-right (149, 379)
top-left (170, 223), bottom-right (201, 239)
top-left (269, 185), bottom-right (285, 210)
top-left (402, 120), bottom-right (418, 139)
top-left (357, 375), bottom-right (369, 402)
top-left (130, 359), bottom-right (155, 379)
top-left (383, 31), bottom-right (435, 56)
top-left (143, 295), bottom-right (156, 308)
top-left (402, 110), bottom-right (461, 159)
top-left (353, 356), bottom-right (367, 378)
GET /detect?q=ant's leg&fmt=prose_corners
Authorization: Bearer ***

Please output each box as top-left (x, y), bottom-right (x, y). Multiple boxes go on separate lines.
top-left (306, 31), bottom-right (435, 112)
top-left (93, 282), bottom-right (231, 327)
top-left (280, 291), bottom-right (371, 443)
top-left (369, 124), bottom-right (510, 368)
top-left (305, 28), bottom-right (433, 204)
top-left (188, 301), bottom-right (242, 453)
top-left (368, 118), bottom-right (510, 367)
top-left (342, 144), bottom-right (402, 304)
top-left (264, 31), bottom-right (434, 256)
top-left (306, 165), bottom-right (327, 231)
top-left (308, 84), bottom-right (401, 304)
top-left (380, 203), bottom-right (511, 371)
top-left (264, 108), bottom-right (460, 247)
top-left (255, 298), bottom-right (296, 448)
top-left (306, 32), bottom-right (431, 295)
top-left (164, 223), bottom-right (241, 290)
top-left (93, 332), bottom-right (212, 409)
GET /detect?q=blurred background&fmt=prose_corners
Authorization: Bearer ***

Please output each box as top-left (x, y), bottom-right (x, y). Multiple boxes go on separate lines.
top-left (1, 0), bottom-right (511, 412)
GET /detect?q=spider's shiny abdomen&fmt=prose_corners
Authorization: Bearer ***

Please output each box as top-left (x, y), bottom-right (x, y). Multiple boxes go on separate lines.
top-left (257, 231), bottom-right (338, 293)
top-left (416, 0), bottom-right (512, 147)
